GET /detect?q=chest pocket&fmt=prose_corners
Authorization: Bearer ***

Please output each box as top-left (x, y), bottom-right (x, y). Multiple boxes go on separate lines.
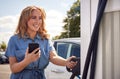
top-left (39, 40), bottom-right (49, 59)
top-left (38, 40), bottom-right (49, 69)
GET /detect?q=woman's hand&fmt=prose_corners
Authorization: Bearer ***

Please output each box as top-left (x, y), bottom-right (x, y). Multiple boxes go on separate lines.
top-left (25, 48), bottom-right (41, 63)
top-left (9, 48), bottom-right (41, 73)
top-left (66, 56), bottom-right (77, 69)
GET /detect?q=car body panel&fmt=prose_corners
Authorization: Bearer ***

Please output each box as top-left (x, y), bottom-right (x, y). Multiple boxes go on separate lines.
top-left (0, 51), bottom-right (9, 64)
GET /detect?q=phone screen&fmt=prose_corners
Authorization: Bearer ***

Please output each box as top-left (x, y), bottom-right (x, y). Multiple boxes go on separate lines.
top-left (28, 43), bottom-right (39, 54)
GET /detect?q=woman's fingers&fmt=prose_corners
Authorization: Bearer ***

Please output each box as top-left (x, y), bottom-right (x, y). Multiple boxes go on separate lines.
top-left (32, 48), bottom-right (40, 54)
top-left (67, 61), bottom-right (77, 68)
top-left (25, 47), bottom-right (41, 62)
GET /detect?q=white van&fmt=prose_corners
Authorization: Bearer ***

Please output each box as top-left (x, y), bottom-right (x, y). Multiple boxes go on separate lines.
top-left (45, 38), bottom-right (80, 79)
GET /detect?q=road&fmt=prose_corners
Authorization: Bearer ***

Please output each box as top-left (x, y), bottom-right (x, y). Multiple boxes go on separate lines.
top-left (0, 64), bottom-right (11, 79)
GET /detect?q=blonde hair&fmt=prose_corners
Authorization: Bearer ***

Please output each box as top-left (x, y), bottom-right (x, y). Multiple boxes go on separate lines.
top-left (15, 6), bottom-right (50, 39)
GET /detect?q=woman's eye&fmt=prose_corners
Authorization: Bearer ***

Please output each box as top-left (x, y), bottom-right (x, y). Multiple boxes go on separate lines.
top-left (39, 16), bottom-right (42, 20)
top-left (31, 16), bottom-right (42, 20)
top-left (31, 16), bottom-right (36, 19)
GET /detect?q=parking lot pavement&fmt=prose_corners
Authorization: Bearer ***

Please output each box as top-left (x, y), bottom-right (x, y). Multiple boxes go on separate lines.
top-left (0, 64), bottom-right (11, 79)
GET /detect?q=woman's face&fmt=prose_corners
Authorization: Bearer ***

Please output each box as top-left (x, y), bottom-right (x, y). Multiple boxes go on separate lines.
top-left (27, 9), bottom-right (42, 33)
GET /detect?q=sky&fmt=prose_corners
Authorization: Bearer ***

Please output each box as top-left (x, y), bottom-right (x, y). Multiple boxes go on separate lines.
top-left (0, 0), bottom-right (76, 44)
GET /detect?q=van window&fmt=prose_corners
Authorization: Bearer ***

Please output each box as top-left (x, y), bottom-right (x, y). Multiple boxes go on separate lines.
top-left (56, 43), bottom-right (69, 58)
top-left (70, 44), bottom-right (80, 57)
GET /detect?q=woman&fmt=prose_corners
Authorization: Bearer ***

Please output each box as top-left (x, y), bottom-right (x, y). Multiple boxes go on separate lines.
top-left (5, 6), bottom-right (76, 79)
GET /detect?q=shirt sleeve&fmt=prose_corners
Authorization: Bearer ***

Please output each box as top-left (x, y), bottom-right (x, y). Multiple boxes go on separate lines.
top-left (47, 39), bottom-right (55, 53)
top-left (5, 36), bottom-right (16, 58)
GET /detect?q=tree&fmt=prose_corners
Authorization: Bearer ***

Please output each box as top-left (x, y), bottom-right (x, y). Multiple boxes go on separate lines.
top-left (0, 41), bottom-right (6, 51)
top-left (59, 0), bottom-right (80, 39)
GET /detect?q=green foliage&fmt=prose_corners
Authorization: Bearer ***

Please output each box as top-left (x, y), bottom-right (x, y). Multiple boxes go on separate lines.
top-left (52, 35), bottom-right (60, 40)
top-left (0, 41), bottom-right (6, 51)
top-left (59, 0), bottom-right (80, 39)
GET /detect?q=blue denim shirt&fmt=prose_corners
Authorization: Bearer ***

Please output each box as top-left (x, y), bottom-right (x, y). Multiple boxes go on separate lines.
top-left (5, 34), bottom-right (55, 79)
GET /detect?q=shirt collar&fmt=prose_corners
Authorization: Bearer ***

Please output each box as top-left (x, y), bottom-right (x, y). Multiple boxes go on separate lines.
top-left (36, 34), bottom-right (41, 40)
top-left (24, 33), bottom-right (41, 40)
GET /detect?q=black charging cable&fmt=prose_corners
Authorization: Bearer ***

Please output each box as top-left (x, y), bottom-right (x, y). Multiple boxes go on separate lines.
top-left (82, 0), bottom-right (107, 79)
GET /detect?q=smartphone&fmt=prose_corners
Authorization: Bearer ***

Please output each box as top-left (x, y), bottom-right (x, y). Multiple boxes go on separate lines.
top-left (28, 43), bottom-right (39, 54)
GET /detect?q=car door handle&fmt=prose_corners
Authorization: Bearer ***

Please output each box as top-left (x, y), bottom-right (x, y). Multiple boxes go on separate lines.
top-left (51, 69), bottom-right (64, 73)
